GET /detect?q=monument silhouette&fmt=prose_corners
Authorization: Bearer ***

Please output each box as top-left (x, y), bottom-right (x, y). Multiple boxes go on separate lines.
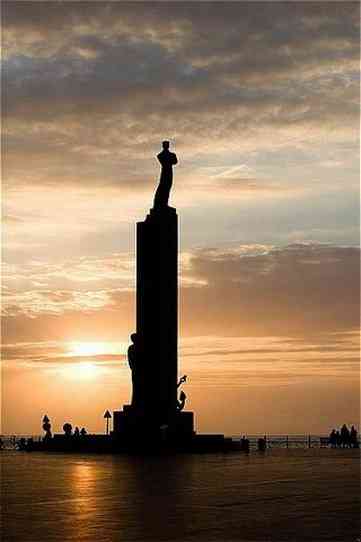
top-left (26, 143), bottom-right (231, 453)
top-left (113, 141), bottom-right (194, 447)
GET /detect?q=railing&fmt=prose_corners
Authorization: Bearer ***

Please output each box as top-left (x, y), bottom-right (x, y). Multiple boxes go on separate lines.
top-left (231, 435), bottom-right (360, 449)
top-left (1, 434), bottom-right (360, 451)
top-left (0, 435), bottom-right (43, 450)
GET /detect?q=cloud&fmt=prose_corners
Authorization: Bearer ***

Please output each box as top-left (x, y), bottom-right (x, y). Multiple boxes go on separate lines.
top-left (178, 333), bottom-right (359, 384)
top-left (2, 244), bottom-right (359, 345)
top-left (2, 340), bottom-right (125, 369)
top-left (2, 214), bottom-right (24, 224)
top-left (2, 333), bottom-right (358, 392)
top-left (180, 243), bottom-right (360, 336)
top-left (2, 1), bottom-right (358, 261)
top-left (3, 253), bottom-right (134, 288)
top-left (3, 1), bottom-right (359, 194)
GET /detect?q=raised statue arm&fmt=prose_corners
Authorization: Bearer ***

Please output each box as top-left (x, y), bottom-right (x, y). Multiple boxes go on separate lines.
top-left (177, 374), bottom-right (187, 388)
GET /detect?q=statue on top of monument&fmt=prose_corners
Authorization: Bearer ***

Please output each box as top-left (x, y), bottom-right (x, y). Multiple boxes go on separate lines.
top-left (153, 141), bottom-right (178, 210)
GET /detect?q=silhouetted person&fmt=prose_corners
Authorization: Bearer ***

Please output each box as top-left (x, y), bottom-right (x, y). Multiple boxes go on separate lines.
top-left (340, 424), bottom-right (350, 448)
top-left (153, 141), bottom-right (178, 209)
top-left (80, 427), bottom-right (87, 436)
top-left (336, 430), bottom-right (341, 448)
top-left (350, 425), bottom-right (358, 448)
top-left (240, 435), bottom-right (250, 452)
top-left (329, 429), bottom-right (337, 448)
top-left (128, 333), bottom-right (145, 410)
top-left (257, 437), bottom-right (266, 452)
top-left (74, 426), bottom-right (80, 438)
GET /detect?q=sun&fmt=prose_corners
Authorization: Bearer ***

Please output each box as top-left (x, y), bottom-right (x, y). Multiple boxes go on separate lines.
top-left (61, 341), bottom-right (126, 380)
top-left (67, 341), bottom-right (119, 357)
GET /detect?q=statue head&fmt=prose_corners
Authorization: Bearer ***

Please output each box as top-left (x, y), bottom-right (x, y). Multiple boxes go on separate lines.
top-left (162, 140), bottom-right (170, 150)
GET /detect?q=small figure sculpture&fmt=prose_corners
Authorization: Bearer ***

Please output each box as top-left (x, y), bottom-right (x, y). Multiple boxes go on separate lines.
top-left (128, 333), bottom-right (145, 410)
top-left (153, 141), bottom-right (178, 209)
top-left (176, 375), bottom-right (187, 411)
top-left (63, 422), bottom-right (72, 436)
top-left (42, 414), bottom-right (52, 440)
top-left (177, 390), bottom-right (186, 411)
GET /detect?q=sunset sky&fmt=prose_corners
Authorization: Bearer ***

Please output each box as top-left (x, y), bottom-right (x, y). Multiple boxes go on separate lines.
top-left (2, 1), bottom-right (360, 436)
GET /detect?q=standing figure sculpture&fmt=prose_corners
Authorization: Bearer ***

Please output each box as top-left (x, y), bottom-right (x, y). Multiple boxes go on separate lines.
top-left (153, 141), bottom-right (178, 209)
top-left (176, 375), bottom-right (187, 411)
top-left (128, 333), bottom-right (145, 410)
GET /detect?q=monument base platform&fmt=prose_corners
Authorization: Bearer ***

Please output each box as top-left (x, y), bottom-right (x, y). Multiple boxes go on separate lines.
top-left (112, 406), bottom-right (194, 447)
top-left (22, 432), bottom-right (237, 454)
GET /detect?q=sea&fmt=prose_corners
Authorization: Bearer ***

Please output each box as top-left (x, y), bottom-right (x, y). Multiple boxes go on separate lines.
top-left (2, 445), bottom-right (360, 542)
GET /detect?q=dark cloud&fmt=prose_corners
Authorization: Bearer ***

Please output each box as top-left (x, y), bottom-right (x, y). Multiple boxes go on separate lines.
top-left (2, 1), bottom-right (359, 189)
top-left (180, 243), bottom-right (360, 336)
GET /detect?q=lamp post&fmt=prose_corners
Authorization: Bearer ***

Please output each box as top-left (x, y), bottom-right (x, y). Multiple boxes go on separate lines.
top-left (104, 410), bottom-right (112, 435)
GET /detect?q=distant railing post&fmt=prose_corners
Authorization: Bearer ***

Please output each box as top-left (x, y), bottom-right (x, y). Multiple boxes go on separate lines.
top-left (286, 435), bottom-right (289, 448)
top-left (308, 435), bottom-right (311, 448)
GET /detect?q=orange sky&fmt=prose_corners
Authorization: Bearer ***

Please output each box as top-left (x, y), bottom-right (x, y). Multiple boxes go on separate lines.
top-left (2, 2), bottom-right (360, 435)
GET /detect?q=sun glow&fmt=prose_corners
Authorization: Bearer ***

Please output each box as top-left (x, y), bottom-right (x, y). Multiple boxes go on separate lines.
top-left (66, 362), bottom-right (100, 380)
top-left (67, 341), bottom-right (124, 357)
top-left (60, 341), bottom-right (126, 380)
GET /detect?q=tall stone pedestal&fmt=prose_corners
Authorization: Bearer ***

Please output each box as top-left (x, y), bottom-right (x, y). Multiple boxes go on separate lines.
top-left (137, 206), bottom-right (178, 424)
top-left (113, 206), bottom-right (194, 446)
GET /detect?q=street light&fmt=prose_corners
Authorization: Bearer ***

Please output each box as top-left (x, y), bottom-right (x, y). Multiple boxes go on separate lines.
top-left (104, 410), bottom-right (112, 435)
